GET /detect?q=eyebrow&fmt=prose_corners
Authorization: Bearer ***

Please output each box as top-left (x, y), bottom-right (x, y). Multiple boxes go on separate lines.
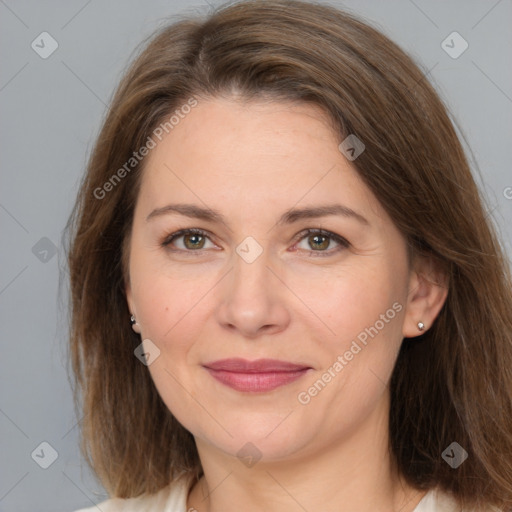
top-left (146, 203), bottom-right (369, 226)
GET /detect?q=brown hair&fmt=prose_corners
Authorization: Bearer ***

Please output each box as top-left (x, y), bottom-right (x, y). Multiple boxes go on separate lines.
top-left (66, 0), bottom-right (512, 508)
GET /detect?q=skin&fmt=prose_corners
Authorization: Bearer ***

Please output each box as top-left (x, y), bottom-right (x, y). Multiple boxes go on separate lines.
top-left (125, 96), bottom-right (448, 512)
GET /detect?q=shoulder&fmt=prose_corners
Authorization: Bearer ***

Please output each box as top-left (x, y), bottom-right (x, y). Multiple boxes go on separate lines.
top-left (413, 488), bottom-right (503, 512)
top-left (72, 473), bottom-right (195, 512)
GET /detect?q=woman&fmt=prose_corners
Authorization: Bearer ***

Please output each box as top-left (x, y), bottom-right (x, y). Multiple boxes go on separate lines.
top-left (68, 1), bottom-right (512, 510)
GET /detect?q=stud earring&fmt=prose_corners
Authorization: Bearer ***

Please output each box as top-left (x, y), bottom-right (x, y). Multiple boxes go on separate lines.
top-left (417, 321), bottom-right (425, 331)
top-left (130, 314), bottom-right (141, 334)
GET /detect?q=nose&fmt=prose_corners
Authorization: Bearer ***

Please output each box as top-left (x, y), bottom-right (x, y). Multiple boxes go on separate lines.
top-left (214, 247), bottom-right (291, 339)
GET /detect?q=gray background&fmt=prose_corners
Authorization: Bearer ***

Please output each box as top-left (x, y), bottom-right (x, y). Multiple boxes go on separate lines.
top-left (1, 0), bottom-right (511, 511)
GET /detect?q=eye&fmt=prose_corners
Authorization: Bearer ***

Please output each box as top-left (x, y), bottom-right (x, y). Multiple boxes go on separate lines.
top-left (161, 228), bottom-right (216, 252)
top-left (161, 227), bottom-right (349, 256)
top-left (292, 228), bottom-right (349, 256)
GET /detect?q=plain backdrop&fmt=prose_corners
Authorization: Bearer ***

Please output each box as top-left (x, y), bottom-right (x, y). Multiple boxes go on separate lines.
top-left (1, 1), bottom-right (511, 510)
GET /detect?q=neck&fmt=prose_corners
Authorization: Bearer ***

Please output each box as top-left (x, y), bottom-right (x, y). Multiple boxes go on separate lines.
top-left (187, 394), bottom-right (425, 512)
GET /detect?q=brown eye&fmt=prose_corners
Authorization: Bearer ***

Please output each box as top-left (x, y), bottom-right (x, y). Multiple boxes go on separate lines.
top-left (294, 229), bottom-right (349, 256)
top-left (307, 234), bottom-right (330, 251)
top-left (183, 233), bottom-right (206, 250)
top-left (162, 229), bottom-right (215, 251)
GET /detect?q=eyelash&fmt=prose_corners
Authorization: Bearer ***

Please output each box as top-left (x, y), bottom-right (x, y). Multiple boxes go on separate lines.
top-left (161, 228), bottom-right (350, 257)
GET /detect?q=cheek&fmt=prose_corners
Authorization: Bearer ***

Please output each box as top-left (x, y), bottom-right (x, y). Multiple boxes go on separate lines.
top-left (133, 275), bottom-right (211, 428)
top-left (291, 266), bottom-right (405, 429)
top-left (290, 259), bottom-right (404, 348)
top-left (135, 275), bottom-right (206, 348)
top-left (129, 240), bottom-right (215, 341)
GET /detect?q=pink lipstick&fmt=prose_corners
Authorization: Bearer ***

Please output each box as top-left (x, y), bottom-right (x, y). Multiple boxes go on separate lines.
top-left (203, 358), bottom-right (311, 392)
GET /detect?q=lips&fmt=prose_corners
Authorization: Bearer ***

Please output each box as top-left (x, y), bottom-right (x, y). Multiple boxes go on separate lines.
top-left (203, 358), bottom-right (312, 392)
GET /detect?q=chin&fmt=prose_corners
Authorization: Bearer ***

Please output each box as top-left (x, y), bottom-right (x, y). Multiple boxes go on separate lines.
top-left (191, 410), bottom-right (320, 465)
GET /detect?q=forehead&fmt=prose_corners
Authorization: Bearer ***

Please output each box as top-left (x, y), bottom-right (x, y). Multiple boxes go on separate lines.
top-left (148, 97), bottom-right (339, 166)
top-left (137, 97), bottom-right (380, 223)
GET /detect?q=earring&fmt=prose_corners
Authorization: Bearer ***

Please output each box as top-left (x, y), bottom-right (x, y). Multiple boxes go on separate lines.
top-left (130, 314), bottom-right (141, 334)
top-left (417, 321), bottom-right (425, 331)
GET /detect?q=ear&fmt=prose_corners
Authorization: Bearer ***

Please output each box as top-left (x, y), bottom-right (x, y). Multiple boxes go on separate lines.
top-left (124, 283), bottom-right (135, 315)
top-left (125, 280), bottom-right (135, 316)
top-left (125, 279), bottom-right (142, 334)
top-left (125, 272), bottom-right (138, 316)
top-left (122, 238), bottom-right (136, 316)
top-left (402, 255), bottom-right (449, 338)
top-left (122, 233), bottom-right (141, 333)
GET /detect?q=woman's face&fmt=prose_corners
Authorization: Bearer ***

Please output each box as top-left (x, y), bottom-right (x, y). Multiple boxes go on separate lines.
top-left (126, 97), bottom-right (417, 464)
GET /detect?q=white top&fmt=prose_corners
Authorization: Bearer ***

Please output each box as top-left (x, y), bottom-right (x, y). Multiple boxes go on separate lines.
top-left (73, 474), bottom-right (494, 511)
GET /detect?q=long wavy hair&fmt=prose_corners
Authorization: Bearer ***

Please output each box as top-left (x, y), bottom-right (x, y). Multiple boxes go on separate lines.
top-left (66, 0), bottom-right (512, 509)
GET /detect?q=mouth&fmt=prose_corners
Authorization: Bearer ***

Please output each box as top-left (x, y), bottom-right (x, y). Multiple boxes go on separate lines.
top-left (202, 358), bottom-right (312, 393)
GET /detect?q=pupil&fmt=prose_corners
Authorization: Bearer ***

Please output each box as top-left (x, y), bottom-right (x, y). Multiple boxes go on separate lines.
top-left (310, 234), bottom-right (328, 250)
top-left (185, 234), bottom-right (204, 249)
